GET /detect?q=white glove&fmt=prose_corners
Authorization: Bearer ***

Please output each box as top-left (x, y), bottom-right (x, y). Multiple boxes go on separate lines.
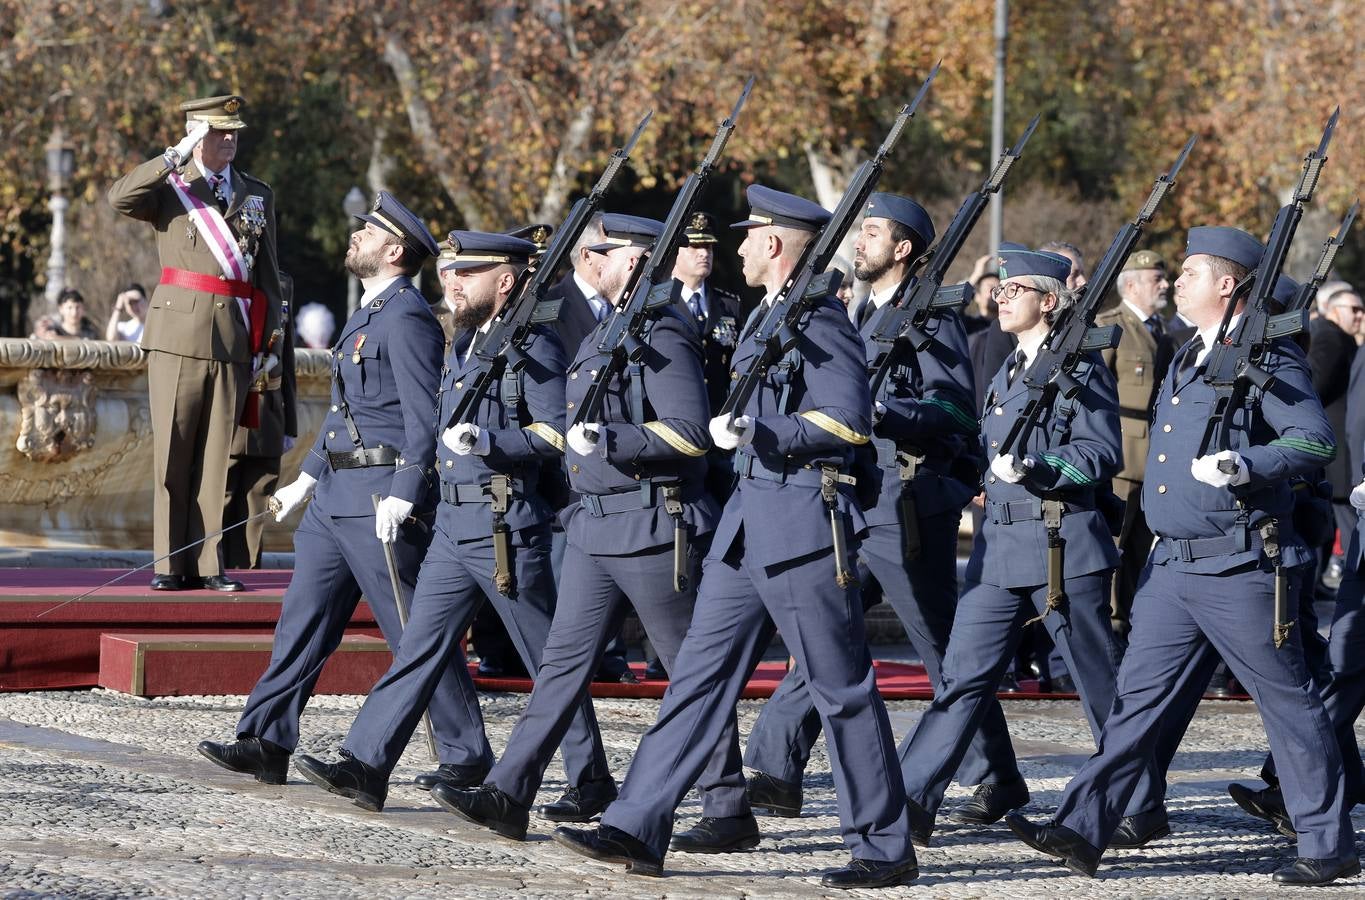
top-left (443, 422), bottom-right (488, 456)
top-left (270, 472), bottom-right (317, 521)
top-left (1349, 478), bottom-right (1365, 512)
top-left (990, 453), bottom-right (1030, 484)
top-left (253, 353), bottom-right (279, 378)
top-left (567, 422), bottom-right (601, 456)
top-left (1190, 450), bottom-right (1249, 488)
top-left (374, 495), bottom-right (415, 544)
top-left (167, 121), bottom-right (210, 165)
top-left (709, 414), bottom-right (754, 450)
top-left (872, 401), bottom-right (887, 425)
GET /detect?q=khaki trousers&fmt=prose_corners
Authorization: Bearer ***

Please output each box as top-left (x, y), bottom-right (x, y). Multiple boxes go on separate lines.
top-left (147, 350), bottom-right (247, 576)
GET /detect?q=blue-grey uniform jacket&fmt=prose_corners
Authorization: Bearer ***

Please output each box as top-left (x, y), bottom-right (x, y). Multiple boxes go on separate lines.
top-left (1144, 332), bottom-right (1335, 573)
top-left (967, 351), bottom-right (1122, 589)
top-left (303, 278), bottom-right (443, 517)
top-left (712, 294), bottom-right (872, 569)
top-left (561, 308), bottom-right (718, 555)
top-left (435, 325), bottom-right (567, 542)
top-left (862, 305), bottom-right (979, 523)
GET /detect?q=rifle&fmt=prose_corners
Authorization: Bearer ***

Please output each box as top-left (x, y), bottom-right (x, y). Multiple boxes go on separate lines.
top-left (1282, 200), bottom-right (1358, 317)
top-left (444, 109), bottom-right (651, 592)
top-left (1194, 108), bottom-right (1338, 649)
top-left (445, 109), bottom-right (652, 430)
top-left (573, 76), bottom-right (754, 429)
top-left (720, 63), bottom-right (940, 587)
top-left (996, 135), bottom-right (1194, 625)
top-left (865, 114), bottom-right (1041, 400)
top-left (570, 79), bottom-right (753, 593)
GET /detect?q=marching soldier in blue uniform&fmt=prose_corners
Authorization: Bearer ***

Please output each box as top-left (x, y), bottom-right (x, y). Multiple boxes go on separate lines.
top-left (286, 230), bottom-right (613, 811)
top-left (432, 213), bottom-right (719, 837)
top-left (1007, 227), bottom-right (1359, 886)
top-left (544, 186), bottom-right (918, 889)
top-left (742, 193), bottom-right (1017, 822)
top-left (197, 193), bottom-right (483, 786)
top-left (896, 248), bottom-right (1167, 847)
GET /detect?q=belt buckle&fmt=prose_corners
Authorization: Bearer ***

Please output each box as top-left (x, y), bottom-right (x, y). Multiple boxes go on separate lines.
top-left (580, 494), bottom-right (604, 518)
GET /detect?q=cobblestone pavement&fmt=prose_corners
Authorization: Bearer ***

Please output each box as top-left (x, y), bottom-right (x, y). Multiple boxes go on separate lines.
top-left (0, 689), bottom-right (1361, 898)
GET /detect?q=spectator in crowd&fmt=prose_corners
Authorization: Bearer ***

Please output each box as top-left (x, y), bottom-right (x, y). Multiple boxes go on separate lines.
top-left (1310, 283), bottom-right (1365, 586)
top-left (1039, 240), bottom-right (1089, 291)
top-left (294, 302), bottom-right (336, 349)
top-left (104, 284), bottom-right (149, 343)
top-left (964, 253), bottom-right (1001, 333)
top-left (32, 288), bottom-right (99, 340)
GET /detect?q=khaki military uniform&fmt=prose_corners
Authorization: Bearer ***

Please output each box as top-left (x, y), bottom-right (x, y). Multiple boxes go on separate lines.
top-left (108, 156), bottom-right (282, 576)
top-left (1096, 299), bottom-right (1174, 629)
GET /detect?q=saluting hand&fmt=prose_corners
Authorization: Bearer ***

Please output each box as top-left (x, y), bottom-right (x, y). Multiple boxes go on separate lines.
top-left (166, 121), bottom-right (211, 166)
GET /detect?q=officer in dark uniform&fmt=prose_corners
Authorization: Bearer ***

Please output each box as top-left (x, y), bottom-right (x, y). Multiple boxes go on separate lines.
top-left (288, 230), bottom-right (612, 811)
top-left (222, 273), bottom-right (297, 569)
top-left (895, 248), bottom-right (1165, 849)
top-left (1007, 227), bottom-right (1358, 886)
top-left (197, 193), bottom-right (487, 787)
top-left (547, 186), bottom-right (918, 890)
top-left (742, 193), bottom-right (1016, 823)
top-left (432, 213), bottom-right (719, 837)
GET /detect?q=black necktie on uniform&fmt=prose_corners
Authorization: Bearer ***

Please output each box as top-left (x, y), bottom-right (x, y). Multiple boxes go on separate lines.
top-left (1007, 348), bottom-right (1027, 386)
top-left (1146, 314), bottom-right (1164, 341)
top-left (1177, 335), bottom-right (1204, 377)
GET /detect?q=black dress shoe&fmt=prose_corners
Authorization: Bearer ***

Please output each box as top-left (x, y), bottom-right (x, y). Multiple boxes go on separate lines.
top-left (1228, 783), bottom-right (1294, 838)
top-left (820, 856), bottom-right (919, 889)
top-left (1048, 673), bottom-right (1078, 694)
top-left (949, 777), bottom-right (1030, 825)
top-left (669, 814), bottom-right (761, 853)
top-left (294, 750), bottom-right (388, 812)
top-left (1272, 855), bottom-right (1361, 885)
top-left (643, 660), bottom-right (668, 680)
top-left (1005, 813), bottom-right (1101, 877)
top-left (200, 574), bottom-right (245, 592)
top-left (538, 778), bottom-right (618, 822)
top-left (746, 771), bottom-right (802, 818)
top-left (998, 671), bottom-right (1021, 693)
top-left (1109, 806), bottom-right (1170, 849)
top-left (430, 783), bottom-right (529, 841)
top-left (906, 796), bottom-right (935, 848)
top-left (150, 573), bottom-right (187, 591)
top-left (551, 825), bottom-right (663, 877)
top-left (413, 762), bottom-right (491, 791)
top-left (197, 736), bottom-right (289, 784)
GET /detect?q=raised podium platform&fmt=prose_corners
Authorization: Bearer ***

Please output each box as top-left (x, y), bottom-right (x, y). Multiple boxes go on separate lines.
top-left (0, 569), bottom-right (379, 692)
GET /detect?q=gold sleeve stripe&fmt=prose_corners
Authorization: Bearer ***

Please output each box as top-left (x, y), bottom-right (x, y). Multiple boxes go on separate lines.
top-left (799, 410), bottom-right (869, 444)
top-left (644, 421), bottom-right (707, 457)
top-left (523, 422), bottom-right (565, 451)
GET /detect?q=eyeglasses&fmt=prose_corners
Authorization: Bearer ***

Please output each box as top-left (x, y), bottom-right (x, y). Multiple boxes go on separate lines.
top-left (1331, 303), bottom-right (1365, 315)
top-left (990, 282), bottom-right (1047, 303)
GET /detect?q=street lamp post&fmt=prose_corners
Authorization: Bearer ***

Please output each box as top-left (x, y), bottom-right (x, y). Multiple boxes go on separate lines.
top-left (44, 125), bottom-right (76, 308)
top-left (343, 186), bottom-right (367, 316)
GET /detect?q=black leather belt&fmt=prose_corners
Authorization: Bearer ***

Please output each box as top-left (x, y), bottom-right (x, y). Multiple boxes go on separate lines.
top-left (327, 446), bottom-right (399, 469)
top-left (1158, 528), bottom-right (1260, 562)
top-left (441, 479), bottom-right (525, 505)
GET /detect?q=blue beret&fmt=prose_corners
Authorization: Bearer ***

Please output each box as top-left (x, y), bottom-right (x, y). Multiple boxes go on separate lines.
top-left (998, 241), bottom-right (1028, 252)
top-left (356, 191), bottom-right (439, 259)
top-left (1186, 226), bottom-right (1263, 271)
top-left (438, 230), bottom-right (538, 271)
top-left (587, 213), bottom-right (664, 253)
top-left (1272, 274), bottom-right (1299, 308)
top-left (998, 249), bottom-right (1072, 283)
top-left (732, 184), bottom-right (831, 232)
top-left (864, 192), bottom-right (935, 249)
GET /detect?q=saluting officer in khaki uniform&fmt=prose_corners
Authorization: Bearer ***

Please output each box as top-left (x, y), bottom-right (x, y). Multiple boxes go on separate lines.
top-left (109, 95), bottom-right (282, 591)
top-left (1094, 249), bottom-right (1174, 633)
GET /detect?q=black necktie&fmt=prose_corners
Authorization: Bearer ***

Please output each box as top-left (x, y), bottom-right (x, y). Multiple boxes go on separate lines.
top-left (1007, 348), bottom-right (1027, 386)
top-left (1146, 314), bottom-right (1164, 341)
top-left (1178, 336), bottom-right (1204, 376)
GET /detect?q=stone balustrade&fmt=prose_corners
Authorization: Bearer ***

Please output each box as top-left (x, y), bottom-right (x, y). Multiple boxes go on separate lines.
top-left (0, 338), bottom-right (332, 553)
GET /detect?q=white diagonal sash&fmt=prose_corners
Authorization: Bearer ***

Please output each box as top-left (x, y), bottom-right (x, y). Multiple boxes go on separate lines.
top-left (167, 170), bottom-right (252, 332)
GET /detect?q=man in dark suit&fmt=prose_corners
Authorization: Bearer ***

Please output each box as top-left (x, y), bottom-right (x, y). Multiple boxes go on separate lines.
top-left (673, 212), bottom-right (741, 417)
top-left (1310, 286), bottom-right (1364, 575)
top-left (1095, 250), bottom-right (1175, 635)
top-left (550, 214), bottom-right (609, 354)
